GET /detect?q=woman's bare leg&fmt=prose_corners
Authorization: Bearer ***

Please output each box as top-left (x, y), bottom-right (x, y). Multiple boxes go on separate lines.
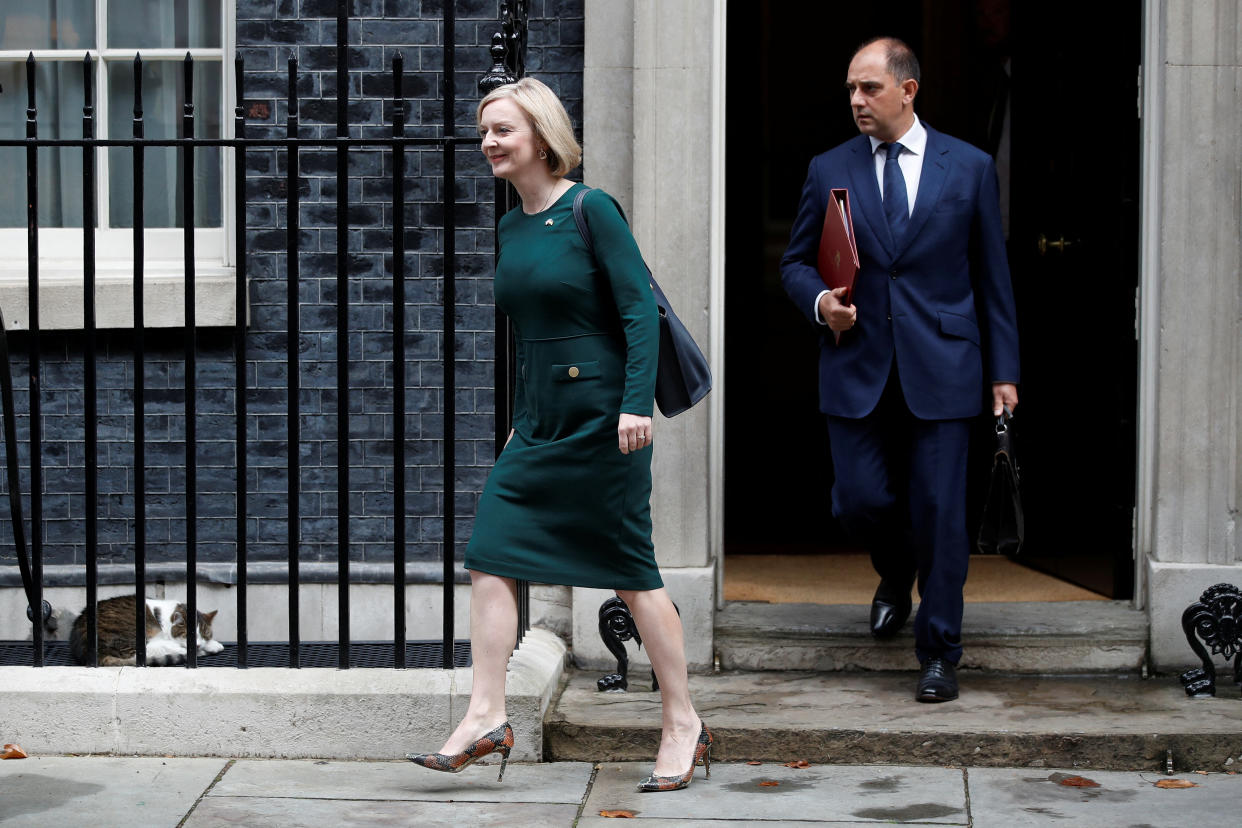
top-left (437, 571), bottom-right (517, 754)
top-left (616, 587), bottom-right (702, 776)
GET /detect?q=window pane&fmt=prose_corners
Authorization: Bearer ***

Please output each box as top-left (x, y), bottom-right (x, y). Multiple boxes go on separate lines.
top-left (0, 0), bottom-right (96, 50)
top-left (108, 0), bottom-right (221, 49)
top-left (107, 60), bottom-right (222, 228)
top-left (0, 61), bottom-right (90, 229)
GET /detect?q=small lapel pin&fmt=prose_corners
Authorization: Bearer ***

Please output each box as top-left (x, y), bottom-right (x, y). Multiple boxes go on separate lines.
top-left (545, 218), bottom-right (554, 226)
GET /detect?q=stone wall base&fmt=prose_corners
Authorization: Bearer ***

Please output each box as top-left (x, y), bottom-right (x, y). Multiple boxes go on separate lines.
top-left (571, 565), bottom-right (716, 673)
top-left (0, 628), bottom-right (566, 762)
top-left (1147, 558), bottom-right (1242, 671)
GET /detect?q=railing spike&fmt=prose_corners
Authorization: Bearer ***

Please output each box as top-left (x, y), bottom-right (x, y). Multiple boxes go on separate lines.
top-left (25, 53), bottom-right (36, 122)
top-left (82, 53), bottom-right (93, 118)
top-left (235, 53), bottom-right (245, 113)
top-left (288, 55), bottom-right (299, 118)
top-left (183, 52), bottom-right (194, 124)
top-left (134, 54), bottom-right (143, 121)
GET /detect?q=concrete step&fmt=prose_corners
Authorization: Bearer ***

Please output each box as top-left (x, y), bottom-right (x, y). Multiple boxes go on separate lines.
top-left (543, 669), bottom-right (1242, 772)
top-left (715, 600), bottom-right (1148, 673)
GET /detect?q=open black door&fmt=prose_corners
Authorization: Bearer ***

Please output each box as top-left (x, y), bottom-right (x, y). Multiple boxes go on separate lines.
top-left (725, 0), bottom-right (1141, 600)
top-left (1003, 2), bottom-right (1141, 597)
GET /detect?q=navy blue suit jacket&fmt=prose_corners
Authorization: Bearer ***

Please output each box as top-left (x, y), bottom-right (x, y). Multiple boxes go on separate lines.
top-left (780, 125), bottom-right (1020, 421)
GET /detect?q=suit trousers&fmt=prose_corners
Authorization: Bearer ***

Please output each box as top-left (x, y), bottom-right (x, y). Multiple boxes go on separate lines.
top-left (827, 365), bottom-right (972, 664)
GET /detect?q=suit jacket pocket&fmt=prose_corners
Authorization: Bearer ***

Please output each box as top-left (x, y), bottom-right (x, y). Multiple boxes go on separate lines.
top-left (938, 311), bottom-right (980, 346)
top-left (936, 194), bottom-right (972, 210)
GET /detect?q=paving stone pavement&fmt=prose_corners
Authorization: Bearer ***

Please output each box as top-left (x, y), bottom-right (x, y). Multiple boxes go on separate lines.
top-left (2, 755), bottom-right (1240, 826)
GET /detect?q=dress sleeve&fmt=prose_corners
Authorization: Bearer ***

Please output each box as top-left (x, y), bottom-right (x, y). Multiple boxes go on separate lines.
top-left (582, 189), bottom-right (660, 417)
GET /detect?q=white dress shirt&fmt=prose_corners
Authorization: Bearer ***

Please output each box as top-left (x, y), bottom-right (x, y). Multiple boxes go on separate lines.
top-left (814, 116), bottom-right (928, 324)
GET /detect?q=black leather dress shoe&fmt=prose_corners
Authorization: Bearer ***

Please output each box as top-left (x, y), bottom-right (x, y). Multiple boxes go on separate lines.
top-left (869, 582), bottom-right (912, 639)
top-left (916, 658), bottom-right (959, 702)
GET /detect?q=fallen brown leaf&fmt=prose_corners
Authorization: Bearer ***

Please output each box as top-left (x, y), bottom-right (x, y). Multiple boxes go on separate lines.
top-left (1058, 775), bottom-right (1100, 788)
top-left (746, 760), bottom-right (762, 766)
top-left (2, 744), bottom-right (27, 760)
top-left (783, 759), bottom-right (812, 768)
top-left (758, 780), bottom-right (780, 787)
top-left (1154, 779), bottom-right (1198, 789)
top-left (1193, 770), bottom-right (1209, 775)
top-left (599, 810), bottom-right (635, 818)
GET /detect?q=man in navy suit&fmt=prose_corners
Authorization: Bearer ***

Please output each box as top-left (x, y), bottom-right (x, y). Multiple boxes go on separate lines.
top-left (780, 37), bottom-right (1020, 701)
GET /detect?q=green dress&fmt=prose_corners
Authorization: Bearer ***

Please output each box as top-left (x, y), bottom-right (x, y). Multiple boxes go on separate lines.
top-left (464, 183), bottom-right (663, 590)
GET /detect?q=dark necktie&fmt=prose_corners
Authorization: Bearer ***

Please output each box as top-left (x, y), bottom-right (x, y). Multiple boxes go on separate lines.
top-left (880, 141), bottom-right (909, 241)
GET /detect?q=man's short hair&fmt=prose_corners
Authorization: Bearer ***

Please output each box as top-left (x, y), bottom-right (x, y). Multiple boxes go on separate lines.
top-left (856, 36), bottom-right (921, 85)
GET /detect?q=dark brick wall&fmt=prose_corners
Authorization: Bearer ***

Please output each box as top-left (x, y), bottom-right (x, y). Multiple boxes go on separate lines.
top-left (0, 0), bottom-right (584, 580)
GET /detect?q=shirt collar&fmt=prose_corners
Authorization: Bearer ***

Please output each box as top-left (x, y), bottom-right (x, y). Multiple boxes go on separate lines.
top-left (868, 114), bottom-right (926, 157)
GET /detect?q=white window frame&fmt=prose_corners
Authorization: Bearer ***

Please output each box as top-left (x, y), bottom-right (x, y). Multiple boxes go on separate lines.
top-left (0, 0), bottom-right (238, 330)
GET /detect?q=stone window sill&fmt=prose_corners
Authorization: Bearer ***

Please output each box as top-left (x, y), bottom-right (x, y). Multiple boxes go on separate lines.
top-left (0, 263), bottom-right (242, 331)
top-left (0, 227), bottom-right (243, 331)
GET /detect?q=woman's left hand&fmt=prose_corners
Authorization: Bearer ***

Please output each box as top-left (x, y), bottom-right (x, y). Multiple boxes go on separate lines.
top-left (618, 413), bottom-right (653, 455)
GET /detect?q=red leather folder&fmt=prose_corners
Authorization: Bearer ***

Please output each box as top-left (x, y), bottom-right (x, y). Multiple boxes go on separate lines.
top-left (817, 188), bottom-right (859, 303)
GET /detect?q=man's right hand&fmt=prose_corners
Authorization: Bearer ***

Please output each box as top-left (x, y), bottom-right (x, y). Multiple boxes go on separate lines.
top-left (818, 287), bottom-right (858, 333)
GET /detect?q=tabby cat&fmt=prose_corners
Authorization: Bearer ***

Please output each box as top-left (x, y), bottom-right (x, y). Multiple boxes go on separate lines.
top-left (69, 595), bottom-right (223, 666)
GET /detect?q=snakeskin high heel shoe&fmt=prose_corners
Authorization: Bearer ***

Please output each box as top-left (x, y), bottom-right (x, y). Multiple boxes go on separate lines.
top-left (406, 721), bottom-right (515, 782)
top-left (636, 722), bottom-right (712, 792)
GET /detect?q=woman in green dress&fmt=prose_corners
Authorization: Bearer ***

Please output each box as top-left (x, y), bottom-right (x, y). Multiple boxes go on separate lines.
top-left (406, 78), bottom-right (710, 792)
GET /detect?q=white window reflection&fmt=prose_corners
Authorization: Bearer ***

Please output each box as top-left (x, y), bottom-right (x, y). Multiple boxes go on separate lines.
top-left (107, 60), bottom-right (222, 228)
top-left (0, 1), bottom-right (96, 51)
top-left (108, 0), bottom-right (221, 50)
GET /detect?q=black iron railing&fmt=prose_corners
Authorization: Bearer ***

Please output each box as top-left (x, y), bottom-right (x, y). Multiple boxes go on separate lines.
top-left (0, 0), bottom-right (532, 669)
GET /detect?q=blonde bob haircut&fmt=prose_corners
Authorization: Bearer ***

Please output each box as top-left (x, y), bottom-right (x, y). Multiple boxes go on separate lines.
top-left (477, 77), bottom-right (582, 177)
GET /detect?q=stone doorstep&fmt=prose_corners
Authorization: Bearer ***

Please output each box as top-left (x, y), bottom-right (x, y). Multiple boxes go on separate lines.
top-left (544, 670), bottom-right (1242, 773)
top-left (0, 628), bottom-right (566, 763)
top-left (716, 600), bottom-right (1150, 673)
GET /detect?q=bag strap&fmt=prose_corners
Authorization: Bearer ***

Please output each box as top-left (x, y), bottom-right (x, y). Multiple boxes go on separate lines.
top-left (572, 186), bottom-right (674, 318)
top-left (573, 184), bottom-right (637, 252)
top-left (571, 186), bottom-right (595, 259)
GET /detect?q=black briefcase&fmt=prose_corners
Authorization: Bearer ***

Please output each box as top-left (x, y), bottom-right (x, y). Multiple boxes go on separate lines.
top-left (977, 414), bottom-right (1024, 557)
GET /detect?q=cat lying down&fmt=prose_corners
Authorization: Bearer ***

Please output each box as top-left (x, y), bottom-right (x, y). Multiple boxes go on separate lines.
top-left (69, 594), bottom-right (223, 666)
